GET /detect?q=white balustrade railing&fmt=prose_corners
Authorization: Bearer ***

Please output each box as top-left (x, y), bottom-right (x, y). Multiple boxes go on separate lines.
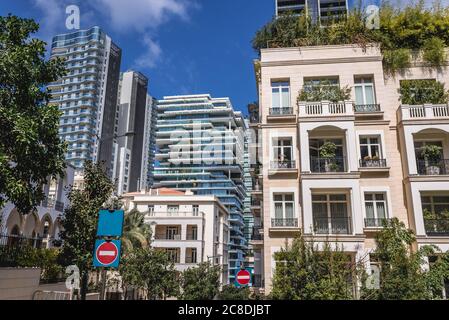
top-left (400, 104), bottom-right (449, 121)
top-left (299, 101), bottom-right (354, 117)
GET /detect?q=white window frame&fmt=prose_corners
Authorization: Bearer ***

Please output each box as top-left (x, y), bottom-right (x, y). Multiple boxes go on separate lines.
top-left (273, 138), bottom-right (293, 162)
top-left (356, 130), bottom-right (387, 162)
top-left (354, 76), bottom-right (376, 105)
top-left (361, 187), bottom-right (393, 224)
top-left (271, 81), bottom-right (291, 109)
top-left (273, 193), bottom-right (295, 220)
top-left (359, 136), bottom-right (383, 159)
top-left (363, 192), bottom-right (389, 227)
top-left (270, 187), bottom-right (298, 222)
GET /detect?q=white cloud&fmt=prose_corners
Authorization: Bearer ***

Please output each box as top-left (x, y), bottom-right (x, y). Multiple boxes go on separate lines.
top-left (32, 0), bottom-right (66, 41)
top-left (134, 36), bottom-right (163, 69)
top-left (91, 0), bottom-right (195, 32)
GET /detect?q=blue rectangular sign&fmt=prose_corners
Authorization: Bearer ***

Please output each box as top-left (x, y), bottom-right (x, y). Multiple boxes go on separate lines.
top-left (93, 239), bottom-right (122, 268)
top-left (96, 209), bottom-right (124, 237)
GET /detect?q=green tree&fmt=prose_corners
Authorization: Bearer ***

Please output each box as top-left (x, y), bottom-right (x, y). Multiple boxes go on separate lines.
top-left (0, 15), bottom-right (66, 214)
top-left (119, 247), bottom-right (179, 300)
top-left (122, 209), bottom-right (151, 254)
top-left (179, 262), bottom-right (221, 300)
top-left (271, 233), bottom-right (358, 300)
top-left (218, 285), bottom-right (250, 300)
top-left (58, 161), bottom-right (115, 300)
top-left (362, 218), bottom-right (449, 300)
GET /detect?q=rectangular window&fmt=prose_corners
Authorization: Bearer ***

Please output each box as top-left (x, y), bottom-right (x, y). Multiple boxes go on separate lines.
top-left (165, 248), bottom-right (179, 263)
top-left (273, 138), bottom-right (293, 165)
top-left (193, 205), bottom-right (199, 217)
top-left (168, 205), bottom-right (179, 216)
top-left (421, 195), bottom-right (449, 215)
top-left (271, 81), bottom-right (290, 109)
top-left (360, 136), bottom-right (382, 159)
top-left (148, 205), bottom-right (155, 216)
top-left (273, 194), bottom-right (296, 227)
top-left (364, 193), bottom-right (388, 227)
top-left (166, 226), bottom-right (180, 240)
top-left (354, 76), bottom-right (376, 105)
top-left (312, 193), bottom-right (351, 234)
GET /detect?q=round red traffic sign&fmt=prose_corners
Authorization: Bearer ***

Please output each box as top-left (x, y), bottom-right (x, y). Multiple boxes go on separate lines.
top-left (236, 269), bottom-right (251, 286)
top-left (96, 241), bottom-right (118, 266)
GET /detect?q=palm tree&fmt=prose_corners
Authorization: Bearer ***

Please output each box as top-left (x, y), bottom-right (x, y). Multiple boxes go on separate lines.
top-left (122, 209), bottom-right (151, 254)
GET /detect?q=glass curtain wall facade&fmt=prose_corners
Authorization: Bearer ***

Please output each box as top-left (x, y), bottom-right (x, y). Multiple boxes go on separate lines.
top-left (154, 94), bottom-right (247, 282)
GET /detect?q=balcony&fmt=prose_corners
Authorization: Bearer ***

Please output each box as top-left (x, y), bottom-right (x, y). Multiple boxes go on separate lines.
top-left (298, 101), bottom-right (354, 118)
top-left (271, 218), bottom-right (299, 228)
top-left (269, 160), bottom-right (298, 176)
top-left (354, 104), bottom-right (383, 119)
top-left (399, 104), bottom-right (449, 121)
top-left (364, 218), bottom-right (390, 228)
top-left (313, 217), bottom-right (352, 235)
top-left (424, 219), bottom-right (449, 236)
top-left (310, 157), bottom-right (346, 173)
top-left (146, 211), bottom-right (204, 218)
top-left (417, 160), bottom-right (449, 176)
top-left (267, 107), bottom-right (296, 122)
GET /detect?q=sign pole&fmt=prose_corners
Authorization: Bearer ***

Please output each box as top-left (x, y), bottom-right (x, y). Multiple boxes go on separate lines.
top-left (100, 268), bottom-right (107, 300)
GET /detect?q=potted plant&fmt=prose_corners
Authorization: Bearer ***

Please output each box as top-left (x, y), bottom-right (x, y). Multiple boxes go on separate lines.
top-left (319, 141), bottom-right (338, 172)
top-left (363, 155), bottom-right (373, 167)
top-left (420, 144), bottom-right (443, 175)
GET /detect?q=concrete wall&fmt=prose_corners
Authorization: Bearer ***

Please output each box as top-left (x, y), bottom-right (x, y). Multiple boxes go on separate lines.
top-left (0, 268), bottom-right (41, 300)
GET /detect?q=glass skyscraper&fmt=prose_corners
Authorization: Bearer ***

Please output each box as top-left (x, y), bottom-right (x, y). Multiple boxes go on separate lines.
top-left (153, 94), bottom-right (248, 282)
top-left (48, 26), bottom-right (122, 181)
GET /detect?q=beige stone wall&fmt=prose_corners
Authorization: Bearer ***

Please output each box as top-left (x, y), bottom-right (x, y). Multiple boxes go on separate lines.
top-left (256, 44), bottom-right (449, 294)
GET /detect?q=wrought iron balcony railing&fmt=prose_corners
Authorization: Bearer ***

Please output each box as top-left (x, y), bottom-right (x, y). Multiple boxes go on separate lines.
top-left (417, 160), bottom-right (449, 176)
top-left (354, 104), bottom-right (381, 113)
top-left (424, 219), bottom-right (449, 236)
top-left (360, 159), bottom-right (387, 168)
top-left (271, 218), bottom-right (299, 228)
top-left (269, 107), bottom-right (294, 116)
top-left (271, 160), bottom-right (296, 170)
top-left (310, 157), bottom-right (346, 173)
top-left (313, 217), bottom-right (352, 235)
top-left (364, 218), bottom-right (390, 228)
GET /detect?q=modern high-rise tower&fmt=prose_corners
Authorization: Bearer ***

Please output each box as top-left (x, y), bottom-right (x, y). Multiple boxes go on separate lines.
top-left (112, 71), bottom-right (157, 195)
top-left (48, 26), bottom-right (122, 182)
top-left (153, 94), bottom-right (248, 282)
top-left (275, 0), bottom-right (349, 23)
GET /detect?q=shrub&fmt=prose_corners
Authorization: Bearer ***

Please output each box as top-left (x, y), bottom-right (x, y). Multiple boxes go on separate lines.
top-left (383, 49), bottom-right (412, 74)
top-left (297, 81), bottom-right (352, 102)
top-left (399, 80), bottom-right (449, 105)
top-left (217, 285), bottom-right (250, 300)
top-left (423, 37), bottom-right (447, 66)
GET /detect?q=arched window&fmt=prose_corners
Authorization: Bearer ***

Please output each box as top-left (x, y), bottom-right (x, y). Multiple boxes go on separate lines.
top-left (8, 225), bottom-right (20, 246)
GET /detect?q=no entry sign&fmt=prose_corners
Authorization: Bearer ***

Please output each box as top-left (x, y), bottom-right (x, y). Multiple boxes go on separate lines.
top-left (236, 269), bottom-right (251, 286)
top-left (93, 240), bottom-right (121, 268)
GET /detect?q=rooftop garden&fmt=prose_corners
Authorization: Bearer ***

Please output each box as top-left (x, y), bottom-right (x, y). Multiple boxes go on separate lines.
top-left (252, 1), bottom-right (449, 74)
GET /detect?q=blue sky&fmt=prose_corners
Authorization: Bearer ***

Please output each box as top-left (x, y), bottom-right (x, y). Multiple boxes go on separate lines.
top-left (0, 0), bottom-right (444, 114)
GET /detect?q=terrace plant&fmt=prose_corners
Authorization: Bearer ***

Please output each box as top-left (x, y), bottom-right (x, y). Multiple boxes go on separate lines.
top-left (420, 144), bottom-right (443, 163)
top-left (319, 142), bottom-right (339, 172)
top-left (399, 80), bottom-right (449, 105)
top-left (252, 1), bottom-right (449, 75)
top-left (297, 82), bottom-right (352, 103)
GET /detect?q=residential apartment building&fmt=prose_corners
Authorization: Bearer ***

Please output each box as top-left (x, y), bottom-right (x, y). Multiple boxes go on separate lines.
top-left (1, 165), bottom-right (75, 247)
top-left (48, 26), bottom-right (122, 183)
top-left (112, 71), bottom-right (156, 195)
top-left (252, 44), bottom-right (449, 293)
top-left (275, 0), bottom-right (349, 23)
top-left (122, 188), bottom-right (230, 285)
top-left (153, 94), bottom-right (248, 282)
